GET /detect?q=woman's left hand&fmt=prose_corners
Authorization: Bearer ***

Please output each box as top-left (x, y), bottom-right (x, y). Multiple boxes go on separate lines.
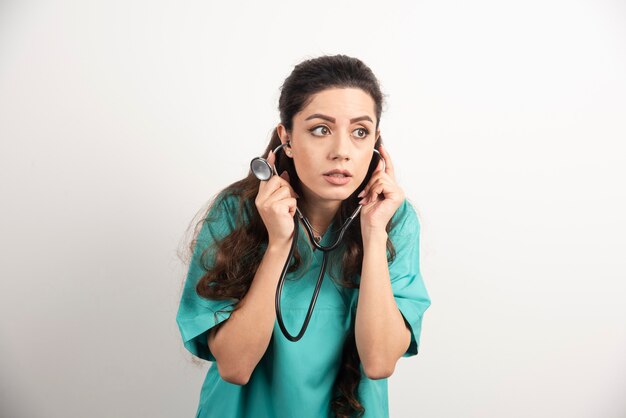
top-left (358, 144), bottom-right (405, 234)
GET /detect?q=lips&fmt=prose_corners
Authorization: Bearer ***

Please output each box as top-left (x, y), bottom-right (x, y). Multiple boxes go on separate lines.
top-left (323, 169), bottom-right (352, 177)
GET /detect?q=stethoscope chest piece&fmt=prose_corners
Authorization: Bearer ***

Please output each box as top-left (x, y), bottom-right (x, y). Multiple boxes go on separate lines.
top-left (250, 142), bottom-right (290, 181)
top-left (250, 157), bottom-right (273, 181)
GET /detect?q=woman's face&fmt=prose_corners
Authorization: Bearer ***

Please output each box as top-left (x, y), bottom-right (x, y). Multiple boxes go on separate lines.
top-left (277, 87), bottom-right (380, 205)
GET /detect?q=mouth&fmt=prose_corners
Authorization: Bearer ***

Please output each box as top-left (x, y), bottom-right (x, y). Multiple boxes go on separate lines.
top-left (322, 172), bottom-right (352, 186)
top-left (323, 169), bottom-right (352, 177)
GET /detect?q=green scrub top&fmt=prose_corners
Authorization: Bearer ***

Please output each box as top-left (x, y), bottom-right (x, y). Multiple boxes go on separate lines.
top-left (176, 193), bottom-right (431, 418)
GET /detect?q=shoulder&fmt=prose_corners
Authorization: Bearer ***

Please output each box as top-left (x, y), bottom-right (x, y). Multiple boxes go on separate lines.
top-left (209, 191), bottom-right (241, 215)
top-left (197, 191), bottom-right (247, 244)
top-left (389, 197), bottom-right (421, 237)
top-left (206, 191), bottom-right (249, 224)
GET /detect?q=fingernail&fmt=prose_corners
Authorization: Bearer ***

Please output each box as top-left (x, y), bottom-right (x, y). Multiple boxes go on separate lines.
top-left (359, 198), bottom-right (366, 205)
top-left (357, 190), bottom-right (365, 197)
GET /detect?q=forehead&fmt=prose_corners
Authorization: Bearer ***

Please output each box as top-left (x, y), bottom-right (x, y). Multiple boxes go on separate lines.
top-left (297, 88), bottom-right (376, 121)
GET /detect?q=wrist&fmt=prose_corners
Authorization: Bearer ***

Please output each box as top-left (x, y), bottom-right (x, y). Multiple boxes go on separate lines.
top-left (362, 227), bottom-right (388, 245)
top-left (267, 239), bottom-right (292, 255)
top-left (362, 225), bottom-right (387, 238)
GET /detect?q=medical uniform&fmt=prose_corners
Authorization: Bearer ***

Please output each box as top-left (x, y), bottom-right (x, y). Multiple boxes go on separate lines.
top-left (176, 193), bottom-right (431, 418)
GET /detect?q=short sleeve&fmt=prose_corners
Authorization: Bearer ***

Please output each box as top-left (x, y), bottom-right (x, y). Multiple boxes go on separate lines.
top-left (175, 193), bottom-right (241, 362)
top-left (388, 199), bottom-right (432, 357)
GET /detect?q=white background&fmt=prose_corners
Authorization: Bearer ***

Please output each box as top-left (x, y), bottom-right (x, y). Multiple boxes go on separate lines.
top-left (1, 0), bottom-right (625, 417)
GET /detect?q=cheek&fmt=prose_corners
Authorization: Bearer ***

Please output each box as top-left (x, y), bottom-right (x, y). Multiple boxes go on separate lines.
top-left (357, 156), bottom-right (374, 179)
top-left (355, 170), bottom-right (368, 186)
top-left (292, 157), bottom-right (314, 181)
top-left (292, 149), bottom-right (317, 175)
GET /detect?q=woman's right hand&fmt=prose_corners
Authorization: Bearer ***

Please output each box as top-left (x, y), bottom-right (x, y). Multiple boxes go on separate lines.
top-left (255, 149), bottom-right (300, 247)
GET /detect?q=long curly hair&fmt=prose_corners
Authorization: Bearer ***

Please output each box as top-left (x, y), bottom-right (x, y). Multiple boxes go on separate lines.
top-left (183, 54), bottom-right (401, 418)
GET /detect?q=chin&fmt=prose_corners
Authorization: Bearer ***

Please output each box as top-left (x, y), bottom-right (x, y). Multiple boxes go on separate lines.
top-left (317, 189), bottom-right (355, 202)
top-left (303, 178), bottom-right (357, 202)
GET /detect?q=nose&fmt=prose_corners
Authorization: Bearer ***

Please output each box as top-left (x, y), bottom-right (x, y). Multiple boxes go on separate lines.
top-left (329, 130), bottom-right (351, 162)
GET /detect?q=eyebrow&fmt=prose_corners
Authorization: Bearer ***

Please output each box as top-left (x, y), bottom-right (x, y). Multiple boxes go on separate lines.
top-left (304, 113), bottom-right (374, 124)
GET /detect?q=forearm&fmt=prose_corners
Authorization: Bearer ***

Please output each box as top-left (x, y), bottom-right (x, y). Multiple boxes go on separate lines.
top-left (355, 228), bottom-right (411, 379)
top-left (209, 241), bottom-right (291, 384)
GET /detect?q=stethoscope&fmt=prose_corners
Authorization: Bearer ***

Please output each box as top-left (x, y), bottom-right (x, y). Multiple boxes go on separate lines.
top-left (250, 142), bottom-right (385, 342)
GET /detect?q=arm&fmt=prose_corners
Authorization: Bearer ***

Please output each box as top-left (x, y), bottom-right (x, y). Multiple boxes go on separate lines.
top-left (208, 241), bottom-right (292, 385)
top-left (355, 228), bottom-right (412, 380)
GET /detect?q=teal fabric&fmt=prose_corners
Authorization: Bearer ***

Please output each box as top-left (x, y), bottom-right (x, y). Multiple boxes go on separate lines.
top-left (176, 193), bottom-right (431, 418)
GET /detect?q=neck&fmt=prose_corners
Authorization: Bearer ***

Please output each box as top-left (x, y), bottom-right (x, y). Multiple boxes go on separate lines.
top-left (299, 197), bottom-right (341, 236)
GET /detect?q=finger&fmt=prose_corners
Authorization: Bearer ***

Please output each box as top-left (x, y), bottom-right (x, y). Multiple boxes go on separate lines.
top-left (358, 169), bottom-right (384, 201)
top-left (264, 184), bottom-right (293, 207)
top-left (359, 178), bottom-right (381, 205)
top-left (273, 196), bottom-right (298, 219)
top-left (283, 197), bottom-right (298, 217)
top-left (378, 144), bottom-right (395, 178)
top-left (365, 182), bottom-right (385, 205)
top-left (358, 181), bottom-right (372, 202)
top-left (258, 171), bottom-right (285, 200)
top-left (257, 149), bottom-right (276, 195)
top-left (286, 197), bottom-right (297, 217)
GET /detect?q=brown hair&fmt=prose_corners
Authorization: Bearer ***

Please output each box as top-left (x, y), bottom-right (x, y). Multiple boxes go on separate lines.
top-left (183, 54), bottom-right (400, 417)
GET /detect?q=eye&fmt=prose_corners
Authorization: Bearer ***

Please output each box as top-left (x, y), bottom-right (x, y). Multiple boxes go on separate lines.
top-left (308, 125), bottom-right (370, 139)
top-left (309, 125), bottom-right (330, 136)
top-left (354, 127), bottom-right (370, 139)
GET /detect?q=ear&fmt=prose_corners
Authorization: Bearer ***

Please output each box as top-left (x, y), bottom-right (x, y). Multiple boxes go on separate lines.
top-left (276, 123), bottom-right (293, 158)
top-left (277, 124), bottom-right (290, 145)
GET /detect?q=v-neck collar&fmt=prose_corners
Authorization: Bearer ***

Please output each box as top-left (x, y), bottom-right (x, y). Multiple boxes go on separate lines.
top-left (297, 218), bottom-right (338, 254)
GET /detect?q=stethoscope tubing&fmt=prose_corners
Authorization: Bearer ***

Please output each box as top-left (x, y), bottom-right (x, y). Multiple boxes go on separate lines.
top-left (251, 142), bottom-right (385, 341)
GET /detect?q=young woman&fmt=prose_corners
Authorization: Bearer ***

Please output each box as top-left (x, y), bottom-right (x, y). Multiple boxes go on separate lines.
top-left (176, 54), bottom-right (431, 418)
